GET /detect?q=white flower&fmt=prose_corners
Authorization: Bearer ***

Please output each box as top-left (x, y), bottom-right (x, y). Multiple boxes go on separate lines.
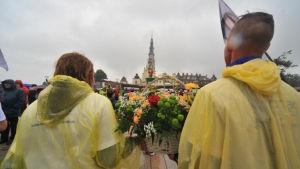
top-left (143, 122), bottom-right (157, 138)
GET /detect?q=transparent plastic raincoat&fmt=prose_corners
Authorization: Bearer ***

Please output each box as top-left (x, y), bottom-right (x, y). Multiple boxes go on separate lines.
top-left (0, 75), bottom-right (140, 169)
top-left (178, 59), bottom-right (300, 169)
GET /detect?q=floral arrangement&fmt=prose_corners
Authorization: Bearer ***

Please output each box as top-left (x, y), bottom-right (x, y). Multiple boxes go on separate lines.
top-left (115, 88), bottom-right (194, 145)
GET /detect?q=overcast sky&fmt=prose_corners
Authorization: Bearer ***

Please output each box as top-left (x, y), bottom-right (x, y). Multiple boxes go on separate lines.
top-left (0, 0), bottom-right (299, 85)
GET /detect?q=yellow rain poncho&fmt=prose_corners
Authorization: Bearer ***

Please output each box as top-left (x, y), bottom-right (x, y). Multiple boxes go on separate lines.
top-left (0, 75), bottom-right (140, 169)
top-left (178, 59), bottom-right (300, 169)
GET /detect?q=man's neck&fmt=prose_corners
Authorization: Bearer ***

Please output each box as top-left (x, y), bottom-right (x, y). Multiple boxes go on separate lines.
top-left (229, 56), bottom-right (262, 67)
top-left (230, 50), bottom-right (263, 65)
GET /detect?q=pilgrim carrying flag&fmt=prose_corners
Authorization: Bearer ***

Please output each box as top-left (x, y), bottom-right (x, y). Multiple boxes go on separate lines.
top-left (0, 49), bottom-right (9, 71)
top-left (219, 0), bottom-right (268, 60)
top-left (219, 0), bottom-right (289, 83)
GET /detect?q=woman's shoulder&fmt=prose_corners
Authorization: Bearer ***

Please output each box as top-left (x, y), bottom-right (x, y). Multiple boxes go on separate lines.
top-left (86, 93), bottom-right (110, 101)
top-left (22, 101), bottom-right (38, 117)
top-left (18, 101), bottom-right (39, 126)
top-left (84, 93), bottom-right (112, 108)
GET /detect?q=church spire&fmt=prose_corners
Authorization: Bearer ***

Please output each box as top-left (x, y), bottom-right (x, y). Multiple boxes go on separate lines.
top-left (149, 36), bottom-right (154, 55)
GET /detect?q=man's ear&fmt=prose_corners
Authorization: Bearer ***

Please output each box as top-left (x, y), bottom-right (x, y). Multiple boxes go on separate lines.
top-left (265, 43), bottom-right (270, 51)
top-left (224, 42), bottom-right (233, 67)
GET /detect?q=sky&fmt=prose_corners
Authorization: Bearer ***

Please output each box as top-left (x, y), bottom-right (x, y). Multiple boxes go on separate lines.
top-left (0, 0), bottom-right (299, 85)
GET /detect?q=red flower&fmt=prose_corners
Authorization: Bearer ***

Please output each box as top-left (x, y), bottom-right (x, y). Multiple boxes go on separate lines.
top-left (148, 94), bottom-right (160, 107)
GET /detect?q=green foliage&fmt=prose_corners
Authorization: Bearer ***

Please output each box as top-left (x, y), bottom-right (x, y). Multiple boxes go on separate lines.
top-left (274, 50), bottom-right (299, 87)
top-left (94, 69), bottom-right (107, 82)
top-left (285, 74), bottom-right (300, 87)
top-left (274, 50), bottom-right (297, 74)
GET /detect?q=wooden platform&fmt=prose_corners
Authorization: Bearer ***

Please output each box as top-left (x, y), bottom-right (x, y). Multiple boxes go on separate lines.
top-left (139, 153), bottom-right (178, 169)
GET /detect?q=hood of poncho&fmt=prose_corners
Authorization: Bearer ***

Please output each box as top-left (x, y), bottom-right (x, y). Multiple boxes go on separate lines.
top-left (37, 75), bottom-right (94, 126)
top-left (1, 79), bottom-right (17, 90)
top-left (222, 59), bottom-right (281, 95)
top-left (15, 80), bottom-right (24, 87)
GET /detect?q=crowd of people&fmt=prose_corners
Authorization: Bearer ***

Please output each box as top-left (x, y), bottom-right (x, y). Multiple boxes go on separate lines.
top-left (0, 11), bottom-right (299, 169)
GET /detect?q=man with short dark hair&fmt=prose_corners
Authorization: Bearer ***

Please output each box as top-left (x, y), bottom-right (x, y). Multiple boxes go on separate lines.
top-left (0, 79), bottom-right (25, 145)
top-left (178, 12), bottom-right (300, 169)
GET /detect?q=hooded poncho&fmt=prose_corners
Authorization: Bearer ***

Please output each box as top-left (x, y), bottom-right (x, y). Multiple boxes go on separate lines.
top-left (178, 59), bottom-right (300, 169)
top-left (0, 75), bottom-right (140, 169)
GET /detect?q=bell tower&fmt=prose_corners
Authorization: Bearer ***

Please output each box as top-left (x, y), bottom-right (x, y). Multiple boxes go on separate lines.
top-left (142, 35), bottom-right (156, 84)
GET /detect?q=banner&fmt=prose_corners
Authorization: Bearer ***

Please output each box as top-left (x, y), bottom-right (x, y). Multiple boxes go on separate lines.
top-left (0, 49), bottom-right (8, 71)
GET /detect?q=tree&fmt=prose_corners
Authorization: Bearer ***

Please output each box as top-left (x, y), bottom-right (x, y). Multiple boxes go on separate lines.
top-left (285, 74), bottom-right (300, 87)
top-left (94, 69), bottom-right (108, 82)
top-left (274, 50), bottom-right (297, 74)
top-left (274, 50), bottom-right (300, 87)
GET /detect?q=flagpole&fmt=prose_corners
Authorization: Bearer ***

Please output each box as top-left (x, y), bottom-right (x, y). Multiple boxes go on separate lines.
top-left (264, 52), bottom-right (289, 84)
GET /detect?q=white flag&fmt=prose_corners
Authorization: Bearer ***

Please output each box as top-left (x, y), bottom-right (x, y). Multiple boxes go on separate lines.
top-left (0, 49), bottom-right (8, 71)
top-left (219, 0), bottom-right (268, 60)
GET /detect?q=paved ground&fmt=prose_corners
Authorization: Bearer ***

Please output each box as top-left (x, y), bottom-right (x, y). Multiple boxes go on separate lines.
top-left (0, 143), bottom-right (10, 163)
top-left (0, 144), bottom-right (177, 169)
top-left (139, 153), bottom-right (178, 169)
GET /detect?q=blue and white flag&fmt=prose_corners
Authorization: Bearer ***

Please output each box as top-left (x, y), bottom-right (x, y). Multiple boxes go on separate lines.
top-left (219, 0), bottom-right (268, 60)
top-left (0, 49), bottom-right (9, 71)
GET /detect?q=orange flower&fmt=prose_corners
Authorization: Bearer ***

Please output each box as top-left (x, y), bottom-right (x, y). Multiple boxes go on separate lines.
top-left (133, 115), bottom-right (139, 124)
top-left (128, 92), bottom-right (135, 98)
top-left (136, 109), bottom-right (142, 116)
top-left (183, 93), bottom-right (188, 100)
top-left (143, 101), bottom-right (149, 107)
top-left (185, 86), bottom-right (192, 90)
top-left (178, 99), bottom-right (185, 106)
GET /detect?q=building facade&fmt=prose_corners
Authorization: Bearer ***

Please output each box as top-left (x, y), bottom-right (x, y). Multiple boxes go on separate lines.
top-left (132, 74), bottom-right (141, 85)
top-left (175, 73), bottom-right (217, 87)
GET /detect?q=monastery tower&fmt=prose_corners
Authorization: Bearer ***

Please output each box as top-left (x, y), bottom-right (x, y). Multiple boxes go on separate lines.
top-left (141, 37), bottom-right (156, 84)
